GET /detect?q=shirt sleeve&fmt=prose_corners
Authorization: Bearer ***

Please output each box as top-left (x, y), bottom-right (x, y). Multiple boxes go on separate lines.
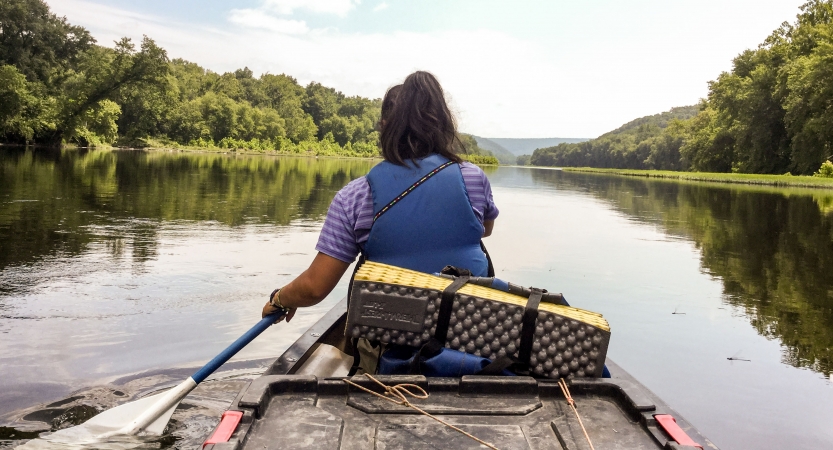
top-left (460, 162), bottom-right (500, 222)
top-left (481, 173), bottom-right (499, 221)
top-left (315, 177), bottom-right (371, 263)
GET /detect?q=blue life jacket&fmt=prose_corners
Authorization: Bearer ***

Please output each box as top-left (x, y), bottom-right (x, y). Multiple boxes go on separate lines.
top-left (363, 153), bottom-right (489, 276)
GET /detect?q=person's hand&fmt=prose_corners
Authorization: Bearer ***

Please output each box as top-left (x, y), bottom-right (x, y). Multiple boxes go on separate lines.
top-left (262, 288), bottom-right (296, 323)
top-left (262, 300), bottom-right (296, 323)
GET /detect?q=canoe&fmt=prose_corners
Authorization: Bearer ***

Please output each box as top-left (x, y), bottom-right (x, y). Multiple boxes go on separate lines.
top-left (202, 297), bottom-right (717, 449)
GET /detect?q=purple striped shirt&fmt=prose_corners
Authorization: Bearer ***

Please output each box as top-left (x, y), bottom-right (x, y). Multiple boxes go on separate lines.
top-left (316, 162), bottom-right (499, 263)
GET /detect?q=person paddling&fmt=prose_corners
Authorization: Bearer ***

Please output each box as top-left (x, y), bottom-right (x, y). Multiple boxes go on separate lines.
top-left (262, 71), bottom-right (499, 368)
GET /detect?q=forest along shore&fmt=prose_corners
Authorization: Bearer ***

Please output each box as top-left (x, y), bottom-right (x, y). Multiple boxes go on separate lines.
top-left (0, 0), bottom-right (498, 165)
top-left (564, 167), bottom-right (833, 190)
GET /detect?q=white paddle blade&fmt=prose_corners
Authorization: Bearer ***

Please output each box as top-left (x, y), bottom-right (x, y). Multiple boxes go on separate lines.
top-left (142, 403), bottom-right (179, 435)
top-left (81, 391), bottom-right (171, 433)
top-left (110, 377), bottom-right (197, 436)
top-left (15, 397), bottom-right (169, 449)
top-left (17, 378), bottom-right (198, 448)
top-left (71, 377), bottom-right (197, 437)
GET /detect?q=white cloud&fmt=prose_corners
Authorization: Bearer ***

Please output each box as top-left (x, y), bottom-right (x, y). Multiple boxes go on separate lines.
top-left (229, 9), bottom-right (309, 34)
top-left (373, 2), bottom-right (389, 12)
top-left (261, 0), bottom-right (359, 16)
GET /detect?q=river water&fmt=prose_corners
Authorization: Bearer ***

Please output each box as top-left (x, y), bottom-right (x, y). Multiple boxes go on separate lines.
top-left (0, 148), bottom-right (831, 449)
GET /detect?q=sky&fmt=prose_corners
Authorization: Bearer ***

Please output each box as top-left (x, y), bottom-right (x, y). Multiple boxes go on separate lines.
top-left (47, 0), bottom-right (807, 139)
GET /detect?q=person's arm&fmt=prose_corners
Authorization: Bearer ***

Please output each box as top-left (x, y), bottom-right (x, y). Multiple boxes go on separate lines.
top-left (483, 219), bottom-right (495, 237)
top-left (460, 163), bottom-right (498, 238)
top-left (262, 252), bottom-right (351, 321)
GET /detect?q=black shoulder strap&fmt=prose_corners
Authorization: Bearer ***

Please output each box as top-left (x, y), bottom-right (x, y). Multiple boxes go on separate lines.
top-left (517, 288), bottom-right (544, 368)
top-left (346, 253), bottom-right (367, 377)
top-left (373, 160), bottom-right (456, 223)
top-left (434, 276), bottom-right (470, 343)
top-left (346, 253), bottom-right (367, 309)
top-left (480, 240), bottom-right (496, 277)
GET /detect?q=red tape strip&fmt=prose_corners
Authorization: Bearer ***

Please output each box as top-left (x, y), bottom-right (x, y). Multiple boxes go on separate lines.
top-left (203, 410), bottom-right (243, 448)
top-left (654, 414), bottom-right (703, 449)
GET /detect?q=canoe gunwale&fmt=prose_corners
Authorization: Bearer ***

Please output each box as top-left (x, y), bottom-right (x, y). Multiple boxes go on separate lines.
top-left (266, 297), bottom-right (351, 376)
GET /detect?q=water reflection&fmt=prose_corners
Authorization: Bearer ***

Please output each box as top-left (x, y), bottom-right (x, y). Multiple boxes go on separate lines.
top-left (0, 148), bottom-right (375, 286)
top-left (4, 150), bottom-right (833, 449)
top-left (529, 170), bottom-right (833, 377)
top-left (0, 148), bottom-right (374, 448)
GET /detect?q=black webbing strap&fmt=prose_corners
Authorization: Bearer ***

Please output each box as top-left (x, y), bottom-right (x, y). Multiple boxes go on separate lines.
top-left (475, 355), bottom-right (517, 376)
top-left (347, 338), bottom-right (361, 376)
top-left (517, 288), bottom-right (544, 367)
top-left (373, 160), bottom-right (456, 223)
top-left (347, 254), bottom-right (367, 377)
top-left (480, 240), bottom-right (495, 277)
top-left (434, 276), bottom-right (470, 343)
top-left (408, 339), bottom-right (444, 374)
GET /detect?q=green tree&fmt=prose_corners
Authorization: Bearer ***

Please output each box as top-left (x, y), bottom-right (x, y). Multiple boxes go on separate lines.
top-left (64, 99), bottom-right (121, 146)
top-left (678, 107), bottom-right (735, 172)
top-left (0, 0), bottom-right (383, 155)
top-left (783, 11), bottom-right (833, 173)
top-left (198, 92), bottom-right (238, 142)
top-left (169, 98), bottom-right (207, 143)
top-left (0, 0), bottom-right (94, 86)
top-left (682, 0), bottom-right (833, 174)
top-left (530, 106), bottom-right (697, 169)
top-left (54, 36), bottom-right (169, 144)
top-left (303, 82), bottom-right (341, 132)
top-left (0, 64), bottom-right (53, 141)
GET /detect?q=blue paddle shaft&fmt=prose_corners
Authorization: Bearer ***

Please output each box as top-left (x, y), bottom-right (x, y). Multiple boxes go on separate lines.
top-left (192, 312), bottom-right (285, 383)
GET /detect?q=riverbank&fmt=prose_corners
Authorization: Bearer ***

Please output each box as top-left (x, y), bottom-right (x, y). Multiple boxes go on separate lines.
top-left (126, 144), bottom-right (500, 165)
top-left (2, 141), bottom-right (501, 165)
top-left (562, 167), bottom-right (833, 189)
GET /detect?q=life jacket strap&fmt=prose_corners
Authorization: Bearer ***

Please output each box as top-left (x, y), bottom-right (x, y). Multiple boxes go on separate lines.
top-left (372, 160), bottom-right (456, 222)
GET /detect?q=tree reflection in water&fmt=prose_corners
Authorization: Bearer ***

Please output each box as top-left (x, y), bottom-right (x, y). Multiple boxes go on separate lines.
top-left (0, 147), bottom-right (375, 279)
top-left (530, 169), bottom-right (833, 377)
top-left (4, 149), bottom-right (831, 378)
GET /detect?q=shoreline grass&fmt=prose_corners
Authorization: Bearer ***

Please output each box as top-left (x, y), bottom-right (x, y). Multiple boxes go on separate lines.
top-left (1, 143), bottom-right (500, 166)
top-left (120, 144), bottom-right (500, 165)
top-left (561, 167), bottom-right (833, 189)
top-left (137, 145), bottom-right (382, 160)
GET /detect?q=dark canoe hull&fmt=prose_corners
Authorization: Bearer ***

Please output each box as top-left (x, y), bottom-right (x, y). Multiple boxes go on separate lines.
top-left (203, 297), bottom-right (718, 450)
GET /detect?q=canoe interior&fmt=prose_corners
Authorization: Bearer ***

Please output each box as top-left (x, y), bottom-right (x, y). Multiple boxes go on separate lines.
top-left (206, 297), bottom-right (717, 450)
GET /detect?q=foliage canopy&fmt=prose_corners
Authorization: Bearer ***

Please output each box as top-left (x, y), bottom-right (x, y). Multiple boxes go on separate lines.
top-left (0, 0), bottom-right (496, 161)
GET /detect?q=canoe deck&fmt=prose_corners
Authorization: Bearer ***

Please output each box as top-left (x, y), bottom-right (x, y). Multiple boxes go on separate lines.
top-left (204, 298), bottom-right (717, 450)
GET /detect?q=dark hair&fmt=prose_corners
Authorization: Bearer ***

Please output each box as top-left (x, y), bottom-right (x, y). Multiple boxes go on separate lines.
top-left (379, 71), bottom-right (463, 165)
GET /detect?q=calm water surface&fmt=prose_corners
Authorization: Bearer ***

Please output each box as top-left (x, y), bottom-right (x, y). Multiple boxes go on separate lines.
top-left (1, 148), bottom-right (831, 449)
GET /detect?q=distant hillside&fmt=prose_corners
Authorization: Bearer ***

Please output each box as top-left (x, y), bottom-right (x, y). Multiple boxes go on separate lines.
top-left (477, 137), bottom-right (591, 156)
top-left (600, 106), bottom-right (698, 138)
top-left (457, 134), bottom-right (500, 164)
top-left (530, 106), bottom-right (698, 170)
top-left (470, 136), bottom-right (516, 163)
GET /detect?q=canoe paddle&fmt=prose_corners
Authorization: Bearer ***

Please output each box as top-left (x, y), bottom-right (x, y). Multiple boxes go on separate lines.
top-left (25, 312), bottom-right (285, 446)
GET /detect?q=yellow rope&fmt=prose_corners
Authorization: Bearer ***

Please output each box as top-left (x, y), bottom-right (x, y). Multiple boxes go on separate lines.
top-left (558, 378), bottom-right (595, 450)
top-left (343, 374), bottom-right (500, 450)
